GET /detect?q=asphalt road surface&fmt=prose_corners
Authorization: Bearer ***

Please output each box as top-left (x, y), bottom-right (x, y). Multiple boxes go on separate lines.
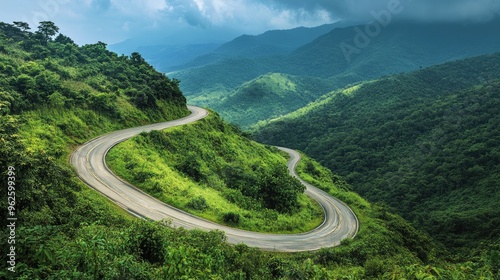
top-left (70, 105), bottom-right (359, 251)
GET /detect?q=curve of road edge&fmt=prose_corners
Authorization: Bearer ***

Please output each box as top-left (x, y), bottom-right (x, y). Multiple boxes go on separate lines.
top-left (70, 105), bottom-right (359, 252)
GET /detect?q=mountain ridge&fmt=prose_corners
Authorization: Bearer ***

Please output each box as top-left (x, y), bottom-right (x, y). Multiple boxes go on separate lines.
top-left (175, 22), bottom-right (345, 71)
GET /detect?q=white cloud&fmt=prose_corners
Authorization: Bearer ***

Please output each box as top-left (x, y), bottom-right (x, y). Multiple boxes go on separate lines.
top-left (168, 0), bottom-right (333, 32)
top-left (0, 0), bottom-right (336, 44)
top-left (269, 8), bottom-right (333, 29)
top-left (1, 0), bottom-right (498, 45)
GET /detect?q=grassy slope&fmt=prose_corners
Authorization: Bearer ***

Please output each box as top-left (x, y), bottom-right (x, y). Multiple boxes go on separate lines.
top-left (107, 112), bottom-right (324, 233)
top-left (255, 53), bottom-right (500, 254)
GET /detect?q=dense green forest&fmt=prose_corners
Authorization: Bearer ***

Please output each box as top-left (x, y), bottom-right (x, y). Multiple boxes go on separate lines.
top-left (173, 20), bottom-right (500, 129)
top-left (0, 21), bottom-right (498, 279)
top-left (255, 53), bottom-right (500, 257)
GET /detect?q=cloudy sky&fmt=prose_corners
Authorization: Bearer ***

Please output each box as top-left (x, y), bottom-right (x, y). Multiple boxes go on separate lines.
top-left (1, 0), bottom-right (499, 45)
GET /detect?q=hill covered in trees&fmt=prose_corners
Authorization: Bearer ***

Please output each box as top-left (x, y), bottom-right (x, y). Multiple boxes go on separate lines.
top-left (203, 73), bottom-right (332, 129)
top-left (0, 21), bottom-right (498, 279)
top-left (255, 52), bottom-right (500, 256)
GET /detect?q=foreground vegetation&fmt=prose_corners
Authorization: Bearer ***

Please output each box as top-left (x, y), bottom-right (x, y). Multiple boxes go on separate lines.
top-left (3, 109), bottom-right (499, 278)
top-left (255, 53), bottom-right (500, 257)
top-left (0, 21), bottom-right (497, 279)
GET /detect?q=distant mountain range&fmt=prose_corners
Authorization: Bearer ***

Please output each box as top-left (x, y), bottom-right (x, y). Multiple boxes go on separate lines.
top-left (175, 22), bottom-right (348, 71)
top-left (108, 22), bottom-right (346, 72)
top-left (108, 25), bottom-right (240, 71)
top-left (166, 18), bottom-right (500, 129)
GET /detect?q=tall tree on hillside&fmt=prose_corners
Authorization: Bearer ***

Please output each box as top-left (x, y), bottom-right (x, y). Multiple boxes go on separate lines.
top-left (130, 52), bottom-right (145, 65)
top-left (36, 21), bottom-right (59, 41)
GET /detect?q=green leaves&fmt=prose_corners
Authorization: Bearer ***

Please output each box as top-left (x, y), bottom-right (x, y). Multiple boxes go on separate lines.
top-left (36, 21), bottom-right (59, 41)
top-left (258, 164), bottom-right (305, 213)
top-left (222, 212), bottom-right (240, 225)
top-left (186, 196), bottom-right (209, 211)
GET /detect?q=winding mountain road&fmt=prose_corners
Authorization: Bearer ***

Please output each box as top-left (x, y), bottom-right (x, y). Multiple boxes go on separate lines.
top-left (70, 105), bottom-right (358, 251)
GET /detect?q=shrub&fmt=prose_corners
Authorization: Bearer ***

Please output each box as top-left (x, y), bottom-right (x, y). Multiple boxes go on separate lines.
top-left (186, 196), bottom-right (209, 211)
top-left (222, 212), bottom-right (240, 225)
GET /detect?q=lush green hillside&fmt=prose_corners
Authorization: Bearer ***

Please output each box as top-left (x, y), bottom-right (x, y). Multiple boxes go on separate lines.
top-left (1, 21), bottom-right (498, 279)
top-left (0, 22), bottom-right (187, 118)
top-left (107, 112), bottom-right (324, 233)
top-left (173, 19), bottom-right (500, 129)
top-left (201, 73), bottom-right (332, 129)
top-left (175, 55), bottom-right (286, 98)
top-left (255, 53), bottom-right (500, 255)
